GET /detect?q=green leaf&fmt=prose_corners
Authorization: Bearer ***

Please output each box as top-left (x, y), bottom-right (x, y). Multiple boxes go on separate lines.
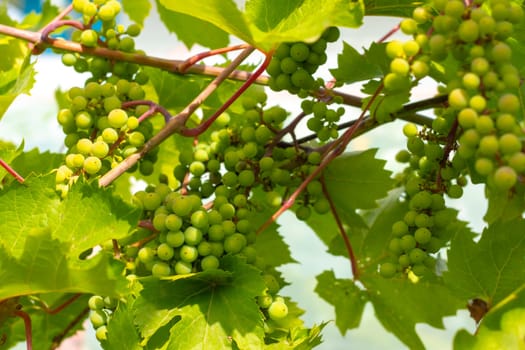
top-left (0, 231), bottom-right (127, 299)
top-left (0, 141), bottom-right (22, 185)
top-left (324, 149), bottom-right (394, 210)
top-left (122, 0), bottom-right (151, 26)
top-left (158, 0), bottom-right (364, 51)
top-left (156, 0), bottom-right (229, 49)
top-left (104, 302), bottom-right (142, 350)
top-left (330, 42), bottom-right (383, 84)
top-left (0, 60), bottom-right (35, 120)
top-left (158, 0), bottom-right (253, 46)
top-left (134, 257), bottom-right (266, 349)
top-left (10, 148), bottom-right (64, 178)
top-left (362, 275), bottom-right (464, 350)
top-left (444, 219), bottom-right (525, 306)
top-left (484, 190), bottom-right (525, 224)
top-left (315, 270), bottom-right (367, 333)
top-left (364, 0), bottom-right (419, 17)
top-left (245, 0), bottom-right (364, 48)
top-left (264, 322), bottom-right (327, 350)
top-left (0, 176), bottom-right (140, 258)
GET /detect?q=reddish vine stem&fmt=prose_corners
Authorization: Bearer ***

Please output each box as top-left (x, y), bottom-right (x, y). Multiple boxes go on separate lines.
top-left (0, 159), bottom-right (25, 183)
top-left (121, 100), bottom-right (172, 123)
top-left (181, 50), bottom-right (271, 137)
top-left (179, 44), bottom-right (251, 72)
top-left (30, 4), bottom-right (74, 53)
top-left (320, 175), bottom-right (360, 279)
top-left (98, 46), bottom-right (256, 187)
top-left (377, 23), bottom-right (401, 43)
top-left (14, 310), bottom-right (32, 350)
top-left (50, 306), bottom-right (90, 350)
top-left (36, 293), bottom-right (82, 315)
top-left (257, 83), bottom-right (385, 234)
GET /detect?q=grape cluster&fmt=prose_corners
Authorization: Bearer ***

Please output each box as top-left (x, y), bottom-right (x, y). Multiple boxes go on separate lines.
top-left (87, 294), bottom-right (119, 341)
top-left (381, 0), bottom-right (525, 278)
top-left (55, 0), bottom-right (157, 196)
top-left (266, 27), bottom-right (340, 94)
top-left (301, 98), bottom-right (345, 142)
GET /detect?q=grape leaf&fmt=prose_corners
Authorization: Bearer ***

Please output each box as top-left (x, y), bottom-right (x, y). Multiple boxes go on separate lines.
top-left (134, 257), bottom-right (266, 349)
top-left (0, 60), bottom-right (35, 120)
top-left (264, 322), bottom-right (327, 350)
top-left (156, 0), bottom-right (229, 49)
top-left (315, 270), bottom-right (367, 333)
top-left (363, 275), bottom-right (464, 350)
top-left (330, 42), bottom-right (383, 84)
top-left (364, 0), bottom-right (418, 17)
top-left (0, 231), bottom-right (126, 299)
top-left (0, 176), bottom-right (140, 258)
top-left (444, 219), bottom-right (525, 307)
top-left (10, 148), bottom-right (64, 178)
top-left (158, 0), bottom-right (364, 50)
top-left (122, 0), bottom-right (151, 26)
top-left (484, 190), bottom-right (525, 224)
top-left (324, 149), bottom-right (394, 210)
top-left (0, 141), bottom-right (22, 185)
top-left (104, 302), bottom-right (142, 350)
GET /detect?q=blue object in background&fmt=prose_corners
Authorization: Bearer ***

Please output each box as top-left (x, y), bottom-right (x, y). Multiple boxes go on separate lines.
top-left (22, 0), bottom-right (42, 14)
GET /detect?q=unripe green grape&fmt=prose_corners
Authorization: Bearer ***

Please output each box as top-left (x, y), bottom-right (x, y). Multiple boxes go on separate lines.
top-left (201, 255), bottom-right (220, 271)
top-left (183, 226), bottom-right (203, 246)
top-left (499, 133), bottom-right (522, 155)
top-left (388, 238), bottom-right (403, 255)
top-left (412, 7), bottom-right (429, 23)
top-left (478, 135), bottom-right (499, 156)
top-left (392, 220), bottom-right (409, 237)
top-left (400, 234), bottom-right (417, 252)
top-left (414, 227), bottom-right (432, 244)
top-left (88, 295), bottom-right (105, 310)
top-left (289, 42), bottom-right (310, 62)
top-left (126, 23), bottom-right (141, 37)
top-left (268, 300), bottom-right (288, 320)
top-left (171, 196), bottom-right (193, 217)
top-left (428, 34), bottom-right (447, 60)
top-left (462, 73), bottom-right (480, 91)
top-left (190, 210), bottom-right (209, 230)
top-left (107, 108), bottom-right (128, 128)
top-left (101, 128), bottom-right (118, 144)
top-left (395, 150), bottom-right (411, 163)
top-left (447, 184), bottom-right (463, 198)
top-left (157, 243), bottom-right (174, 261)
top-left (471, 57), bottom-right (490, 75)
top-left (508, 3), bottom-right (524, 24)
top-left (98, 3), bottom-right (117, 21)
top-left (74, 111), bottom-right (92, 129)
top-left (83, 156), bottom-right (102, 175)
top-left (385, 40), bottom-right (404, 59)
top-left (152, 262), bottom-right (171, 277)
top-left (458, 20), bottom-right (479, 42)
top-left (410, 60), bottom-right (429, 79)
top-left (498, 94), bottom-right (520, 113)
top-left (295, 205), bottom-right (311, 221)
top-left (390, 58), bottom-right (410, 76)
top-left (444, 0), bottom-right (464, 18)
top-left (403, 123), bottom-right (418, 137)
top-left (180, 245), bottom-right (199, 262)
top-left (91, 141), bottom-right (109, 158)
top-left (403, 40), bottom-right (420, 57)
top-left (323, 26), bottom-right (340, 42)
top-left (236, 219), bottom-right (252, 234)
top-left (173, 261), bottom-right (192, 275)
top-left (383, 72), bottom-right (410, 92)
top-left (475, 158), bottom-right (494, 176)
top-left (400, 18), bottom-right (418, 35)
top-left (89, 310), bottom-right (108, 328)
top-left (410, 191), bottom-right (432, 210)
top-left (291, 68), bottom-right (314, 89)
top-left (128, 84), bottom-right (145, 100)
top-left (398, 254), bottom-right (411, 268)
top-left (448, 89), bottom-right (469, 109)
top-left (166, 231), bottom-right (185, 247)
top-left (457, 108), bottom-right (478, 129)
top-left (475, 115), bottom-right (495, 135)
top-left (491, 42), bottom-right (512, 63)
top-left (414, 213), bottom-right (432, 228)
top-left (142, 192), bottom-right (162, 211)
top-left (379, 262), bottom-right (397, 278)
top-left (224, 233), bottom-right (247, 254)
top-left (238, 169), bottom-right (255, 187)
top-left (493, 166), bottom-right (518, 191)
top-left (409, 247), bottom-right (426, 264)
top-left (66, 153), bottom-right (85, 169)
top-left (469, 95), bottom-right (487, 112)
top-left (509, 152), bottom-right (525, 172)
top-left (80, 29), bottom-right (98, 47)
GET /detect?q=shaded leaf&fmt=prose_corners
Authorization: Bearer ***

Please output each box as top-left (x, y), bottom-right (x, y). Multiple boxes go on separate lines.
top-left (444, 219), bottom-right (525, 307)
top-left (156, 0), bottom-right (229, 49)
top-left (315, 270), bottom-right (367, 333)
top-left (330, 42), bottom-right (382, 84)
top-left (324, 149), bottom-right (394, 210)
top-left (364, 0), bottom-right (418, 17)
top-left (122, 0), bottom-right (151, 26)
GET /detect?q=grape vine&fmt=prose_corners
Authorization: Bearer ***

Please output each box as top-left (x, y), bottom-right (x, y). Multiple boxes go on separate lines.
top-left (0, 0), bottom-right (525, 349)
